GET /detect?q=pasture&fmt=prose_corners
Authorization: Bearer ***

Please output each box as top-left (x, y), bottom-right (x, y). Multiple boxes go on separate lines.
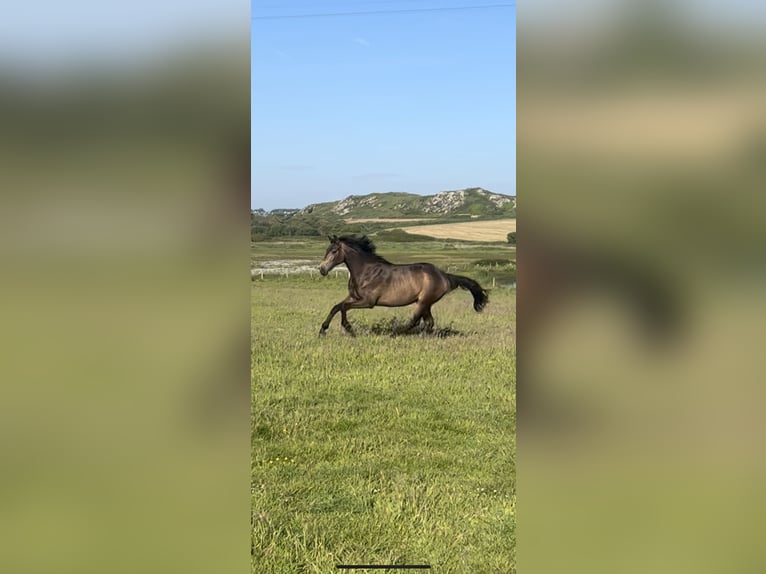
top-left (251, 239), bottom-right (516, 573)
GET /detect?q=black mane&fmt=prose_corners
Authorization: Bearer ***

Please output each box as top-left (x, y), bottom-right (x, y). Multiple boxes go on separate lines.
top-left (337, 235), bottom-right (389, 262)
top-left (338, 235), bottom-right (377, 254)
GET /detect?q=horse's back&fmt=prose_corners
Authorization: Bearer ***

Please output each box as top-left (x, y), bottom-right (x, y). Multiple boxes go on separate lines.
top-left (367, 262), bottom-right (449, 306)
top-left (399, 262), bottom-right (451, 297)
top-left (391, 262), bottom-right (447, 281)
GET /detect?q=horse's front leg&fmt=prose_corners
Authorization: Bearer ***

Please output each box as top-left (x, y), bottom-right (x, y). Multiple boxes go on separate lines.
top-left (320, 295), bottom-right (357, 336)
top-left (340, 298), bottom-right (376, 336)
top-left (319, 296), bottom-right (374, 336)
top-left (339, 307), bottom-right (354, 336)
top-left (319, 302), bottom-right (343, 336)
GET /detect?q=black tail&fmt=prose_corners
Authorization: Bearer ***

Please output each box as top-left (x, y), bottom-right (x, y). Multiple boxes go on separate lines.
top-left (447, 273), bottom-right (489, 312)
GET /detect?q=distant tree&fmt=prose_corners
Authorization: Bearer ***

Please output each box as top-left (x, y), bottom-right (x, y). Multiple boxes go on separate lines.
top-left (507, 231), bottom-right (516, 244)
top-left (468, 203), bottom-right (484, 216)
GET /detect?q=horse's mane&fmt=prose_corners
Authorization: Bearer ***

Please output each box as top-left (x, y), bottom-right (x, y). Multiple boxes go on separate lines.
top-left (338, 235), bottom-right (389, 262)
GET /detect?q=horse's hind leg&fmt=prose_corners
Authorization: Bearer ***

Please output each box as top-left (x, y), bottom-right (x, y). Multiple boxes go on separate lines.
top-left (422, 308), bottom-right (435, 333)
top-left (402, 302), bottom-right (428, 333)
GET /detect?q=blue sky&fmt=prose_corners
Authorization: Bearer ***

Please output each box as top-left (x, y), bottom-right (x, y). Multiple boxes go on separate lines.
top-left (251, 1), bottom-right (516, 209)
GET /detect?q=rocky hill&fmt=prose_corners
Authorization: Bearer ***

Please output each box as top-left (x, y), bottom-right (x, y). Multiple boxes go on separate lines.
top-left (299, 187), bottom-right (515, 219)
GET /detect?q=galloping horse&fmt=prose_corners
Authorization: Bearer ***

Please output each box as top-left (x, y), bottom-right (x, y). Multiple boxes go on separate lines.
top-left (318, 235), bottom-right (488, 336)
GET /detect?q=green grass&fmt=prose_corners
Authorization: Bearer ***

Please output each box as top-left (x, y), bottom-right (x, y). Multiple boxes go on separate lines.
top-left (251, 272), bottom-right (516, 573)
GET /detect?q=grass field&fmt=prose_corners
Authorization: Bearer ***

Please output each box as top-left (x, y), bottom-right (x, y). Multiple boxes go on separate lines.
top-left (251, 254), bottom-right (516, 573)
top-left (399, 220), bottom-right (516, 242)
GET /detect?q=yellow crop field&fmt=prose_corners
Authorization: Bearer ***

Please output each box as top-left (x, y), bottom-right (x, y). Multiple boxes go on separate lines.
top-left (400, 218), bottom-right (516, 241)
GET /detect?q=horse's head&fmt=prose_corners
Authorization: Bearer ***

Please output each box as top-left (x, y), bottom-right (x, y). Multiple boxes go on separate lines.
top-left (319, 235), bottom-right (345, 276)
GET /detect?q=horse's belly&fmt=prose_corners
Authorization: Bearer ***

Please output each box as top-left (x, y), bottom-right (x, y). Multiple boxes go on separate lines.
top-left (376, 289), bottom-right (418, 307)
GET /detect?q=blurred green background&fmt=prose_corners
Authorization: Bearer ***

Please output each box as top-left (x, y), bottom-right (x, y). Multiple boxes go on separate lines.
top-left (518, 1), bottom-right (766, 572)
top-left (0, 2), bottom-right (249, 573)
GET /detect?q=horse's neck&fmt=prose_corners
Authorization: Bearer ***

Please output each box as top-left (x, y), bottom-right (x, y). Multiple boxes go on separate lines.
top-left (344, 251), bottom-right (383, 277)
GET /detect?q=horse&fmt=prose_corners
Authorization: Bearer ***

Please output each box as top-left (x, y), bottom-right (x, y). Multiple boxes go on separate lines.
top-left (318, 234), bottom-right (488, 336)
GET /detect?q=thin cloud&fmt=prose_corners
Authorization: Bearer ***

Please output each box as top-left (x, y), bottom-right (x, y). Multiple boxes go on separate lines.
top-left (353, 37), bottom-right (371, 47)
top-left (352, 172), bottom-right (399, 181)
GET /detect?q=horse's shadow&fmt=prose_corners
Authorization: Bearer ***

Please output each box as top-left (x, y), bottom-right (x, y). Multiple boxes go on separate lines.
top-left (364, 317), bottom-right (463, 338)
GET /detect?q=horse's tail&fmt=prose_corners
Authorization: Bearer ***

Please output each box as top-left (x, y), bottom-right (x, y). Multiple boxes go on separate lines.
top-left (447, 273), bottom-right (489, 312)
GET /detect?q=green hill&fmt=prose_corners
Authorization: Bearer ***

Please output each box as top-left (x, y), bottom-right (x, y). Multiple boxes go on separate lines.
top-left (251, 187), bottom-right (516, 240)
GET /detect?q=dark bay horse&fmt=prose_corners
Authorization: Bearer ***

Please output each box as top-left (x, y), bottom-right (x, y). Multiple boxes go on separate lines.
top-left (318, 235), bottom-right (488, 336)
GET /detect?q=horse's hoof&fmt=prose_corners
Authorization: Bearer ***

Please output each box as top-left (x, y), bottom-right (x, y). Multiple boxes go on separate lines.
top-left (341, 327), bottom-right (355, 337)
top-left (319, 328), bottom-right (327, 337)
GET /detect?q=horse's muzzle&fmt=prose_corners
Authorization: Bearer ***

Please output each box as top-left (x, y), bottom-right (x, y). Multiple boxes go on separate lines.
top-left (319, 267), bottom-right (328, 276)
